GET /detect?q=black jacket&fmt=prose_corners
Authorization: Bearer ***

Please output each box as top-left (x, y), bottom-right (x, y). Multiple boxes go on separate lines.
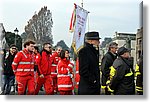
top-left (136, 55), bottom-right (143, 93)
top-left (110, 56), bottom-right (135, 95)
top-left (101, 51), bottom-right (117, 86)
top-left (4, 52), bottom-right (16, 76)
top-left (78, 43), bottom-right (100, 95)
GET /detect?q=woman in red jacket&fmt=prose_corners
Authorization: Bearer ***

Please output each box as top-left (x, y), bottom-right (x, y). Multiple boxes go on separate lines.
top-left (57, 50), bottom-right (74, 95)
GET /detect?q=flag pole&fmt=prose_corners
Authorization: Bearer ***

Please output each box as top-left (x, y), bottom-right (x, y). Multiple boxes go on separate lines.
top-left (81, 0), bottom-right (90, 32)
top-left (88, 14), bottom-right (90, 32)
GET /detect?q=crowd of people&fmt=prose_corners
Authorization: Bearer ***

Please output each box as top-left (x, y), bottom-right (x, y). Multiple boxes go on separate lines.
top-left (0, 31), bottom-right (143, 95)
top-left (1, 40), bottom-right (75, 95)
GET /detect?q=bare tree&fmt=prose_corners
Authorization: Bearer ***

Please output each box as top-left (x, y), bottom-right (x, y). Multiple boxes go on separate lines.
top-left (24, 6), bottom-right (53, 45)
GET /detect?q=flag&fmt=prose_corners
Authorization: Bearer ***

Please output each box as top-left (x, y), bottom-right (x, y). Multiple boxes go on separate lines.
top-left (69, 4), bottom-right (76, 33)
top-left (70, 4), bottom-right (89, 53)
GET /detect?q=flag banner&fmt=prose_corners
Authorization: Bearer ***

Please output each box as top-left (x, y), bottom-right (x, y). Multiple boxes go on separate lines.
top-left (71, 4), bottom-right (89, 53)
top-left (69, 4), bottom-right (76, 33)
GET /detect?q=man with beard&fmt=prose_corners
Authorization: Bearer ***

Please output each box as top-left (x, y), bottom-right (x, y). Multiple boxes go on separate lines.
top-left (35, 43), bottom-right (54, 95)
top-left (12, 40), bottom-right (35, 95)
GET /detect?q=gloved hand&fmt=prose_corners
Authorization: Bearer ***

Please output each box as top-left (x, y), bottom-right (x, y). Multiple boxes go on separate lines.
top-left (69, 74), bottom-right (73, 78)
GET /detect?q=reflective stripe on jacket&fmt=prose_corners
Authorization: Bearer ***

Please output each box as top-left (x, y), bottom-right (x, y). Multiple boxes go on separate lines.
top-left (12, 49), bottom-right (35, 76)
top-left (108, 56), bottom-right (135, 95)
top-left (51, 52), bottom-right (60, 76)
top-left (57, 58), bottom-right (74, 91)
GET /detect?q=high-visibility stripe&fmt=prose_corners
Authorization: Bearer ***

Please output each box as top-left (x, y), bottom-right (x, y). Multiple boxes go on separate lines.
top-left (51, 72), bottom-right (57, 74)
top-left (12, 62), bottom-right (18, 65)
top-left (20, 51), bottom-right (27, 58)
top-left (101, 85), bottom-right (106, 89)
top-left (136, 86), bottom-right (143, 90)
top-left (68, 64), bottom-right (74, 68)
top-left (136, 89), bottom-right (143, 92)
top-left (106, 80), bottom-right (110, 85)
top-left (109, 66), bottom-right (116, 80)
top-left (58, 84), bottom-right (72, 88)
top-left (135, 72), bottom-right (141, 76)
top-left (19, 62), bottom-right (34, 65)
top-left (125, 69), bottom-right (133, 77)
top-left (17, 69), bottom-right (23, 71)
top-left (16, 68), bottom-right (34, 72)
top-left (76, 71), bottom-right (79, 73)
top-left (52, 64), bottom-right (57, 66)
top-left (57, 74), bottom-right (70, 77)
top-left (135, 64), bottom-right (139, 72)
top-left (125, 72), bottom-right (133, 76)
top-left (107, 86), bottom-right (114, 93)
top-left (24, 69), bottom-right (34, 71)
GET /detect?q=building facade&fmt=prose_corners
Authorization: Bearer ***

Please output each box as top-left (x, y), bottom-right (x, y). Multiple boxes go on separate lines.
top-left (136, 27), bottom-right (143, 62)
top-left (113, 32), bottom-right (136, 66)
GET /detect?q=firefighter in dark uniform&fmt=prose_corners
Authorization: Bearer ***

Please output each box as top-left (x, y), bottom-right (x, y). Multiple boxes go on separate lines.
top-left (101, 42), bottom-right (118, 95)
top-left (135, 55), bottom-right (143, 95)
top-left (78, 31), bottom-right (100, 95)
top-left (107, 47), bottom-right (135, 95)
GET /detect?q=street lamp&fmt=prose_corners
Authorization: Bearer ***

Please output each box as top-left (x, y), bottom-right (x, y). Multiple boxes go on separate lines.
top-left (14, 28), bottom-right (19, 45)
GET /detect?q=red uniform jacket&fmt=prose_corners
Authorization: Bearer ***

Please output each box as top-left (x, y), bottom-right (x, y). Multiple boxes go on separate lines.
top-left (57, 58), bottom-right (74, 91)
top-left (34, 53), bottom-right (41, 65)
top-left (38, 51), bottom-right (54, 76)
top-left (12, 49), bottom-right (35, 76)
top-left (34, 53), bottom-right (41, 73)
top-left (51, 52), bottom-right (60, 76)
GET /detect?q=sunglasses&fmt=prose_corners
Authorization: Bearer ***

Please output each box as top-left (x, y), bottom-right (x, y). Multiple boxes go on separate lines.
top-left (11, 47), bottom-right (17, 49)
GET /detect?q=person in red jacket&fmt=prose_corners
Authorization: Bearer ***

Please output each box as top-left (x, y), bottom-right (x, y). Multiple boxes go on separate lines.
top-left (75, 58), bottom-right (80, 89)
top-left (33, 46), bottom-right (41, 84)
top-left (35, 43), bottom-right (54, 95)
top-left (12, 40), bottom-right (36, 95)
top-left (33, 46), bottom-right (40, 71)
top-left (51, 46), bottom-right (62, 93)
top-left (57, 50), bottom-right (74, 95)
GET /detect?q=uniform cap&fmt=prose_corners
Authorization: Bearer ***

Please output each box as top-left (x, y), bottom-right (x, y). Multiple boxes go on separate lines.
top-left (117, 46), bottom-right (131, 56)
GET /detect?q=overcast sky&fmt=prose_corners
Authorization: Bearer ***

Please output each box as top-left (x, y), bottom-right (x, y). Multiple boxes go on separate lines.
top-left (0, 0), bottom-right (142, 47)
